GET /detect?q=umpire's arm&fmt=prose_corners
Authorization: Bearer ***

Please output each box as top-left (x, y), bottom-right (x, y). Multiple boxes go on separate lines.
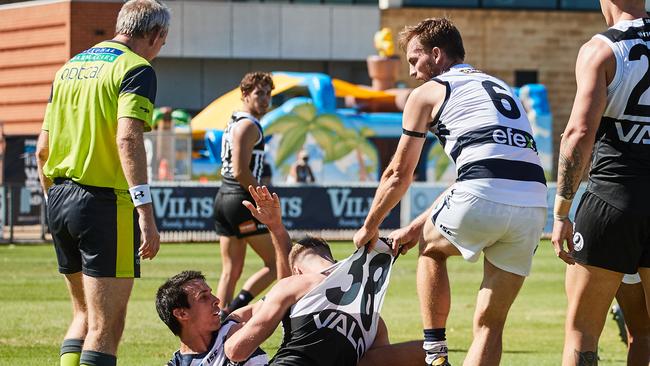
top-left (117, 117), bottom-right (160, 260)
top-left (36, 130), bottom-right (52, 196)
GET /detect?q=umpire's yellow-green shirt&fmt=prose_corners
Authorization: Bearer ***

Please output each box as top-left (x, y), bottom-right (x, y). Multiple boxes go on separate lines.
top-left (43, 40), bottom-right (155, 190)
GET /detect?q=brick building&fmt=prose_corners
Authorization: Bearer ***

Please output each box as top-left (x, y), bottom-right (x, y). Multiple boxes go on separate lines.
top-left (0, 0), bottom-right (634, 175)
top-left (0, 0), bottom-right (122, 135)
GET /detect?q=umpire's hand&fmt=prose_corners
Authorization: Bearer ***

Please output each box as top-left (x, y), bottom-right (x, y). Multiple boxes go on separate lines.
top-left (137, 204), bottom-right (160, 260)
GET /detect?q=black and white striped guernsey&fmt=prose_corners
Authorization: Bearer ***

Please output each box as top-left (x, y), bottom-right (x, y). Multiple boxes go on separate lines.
top-left (167, 319), bottom-right (268, 366)
top-left (428, 64), bottom-right (547, 208)
top-left (220, 112), bottom-right (265, 194)
top-left (270, 240), bottom-right (394, 366)
top-left (589, 18), bottom-right (650, 212)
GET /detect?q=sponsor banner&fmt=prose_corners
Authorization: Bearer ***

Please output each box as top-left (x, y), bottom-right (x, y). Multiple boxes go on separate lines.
top-left (150, 185), bottom-right (400, 232)
top-left (151, 185), bottom-right (217, 232)
top-left (407, 183), bottom-right (587, 234)
top-left (4, 135), bottom-right (42, 225)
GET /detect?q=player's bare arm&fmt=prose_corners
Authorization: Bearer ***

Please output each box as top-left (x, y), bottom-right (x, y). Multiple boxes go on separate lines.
top-left (354, 82), bottom-right (443, 249)
top-left (117, 117), bottom-right (161, 260)
top-left (224, 274), bottom-right (320, 361)
top-left (228, 300), bottom-right (264, 324)
top-left (231, 119), bottom-right (262, 189)
top-left (35, 130), bottom-right (52, 195)
top-left (552, 38), bottom-right (613, 264)
top-left (243, 185), bottom-right (292, 278)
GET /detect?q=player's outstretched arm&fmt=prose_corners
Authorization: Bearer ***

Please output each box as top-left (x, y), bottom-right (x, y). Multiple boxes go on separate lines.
top-left (224, 275), bottom-right (313, 361)
top-left (552, 38), bottom-right (611, 265)
top-left (354, 84), bottom-right (441, 249)
top-left (243, 185), bottom-right (292, 279)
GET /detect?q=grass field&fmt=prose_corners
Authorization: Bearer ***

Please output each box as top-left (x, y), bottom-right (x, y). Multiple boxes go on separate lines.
top-left (0, 240), bottom-right (629, 365)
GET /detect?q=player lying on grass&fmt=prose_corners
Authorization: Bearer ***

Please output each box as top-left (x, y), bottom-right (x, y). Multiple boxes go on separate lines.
top-left (157, 186), bottom-right (423, 366)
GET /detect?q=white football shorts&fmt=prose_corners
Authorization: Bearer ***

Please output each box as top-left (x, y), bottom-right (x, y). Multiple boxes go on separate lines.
top-left (430, 187), bottom-right (547, 276)
top-left (622, 273), bottom-right (641, 285)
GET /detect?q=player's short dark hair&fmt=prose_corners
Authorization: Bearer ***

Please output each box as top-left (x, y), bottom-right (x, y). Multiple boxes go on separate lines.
top-left (156, 270), bottom-right (206, 336)
top-left (398, 18), bottom-right (465, 62)
top-left (240, 72), bottom-right (275, 97)
top-left (289, 236), bottom-right (334, 268)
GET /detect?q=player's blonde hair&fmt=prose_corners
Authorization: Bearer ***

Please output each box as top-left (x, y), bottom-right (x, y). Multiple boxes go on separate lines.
top-left (115, 0), bottom-right (170, 38)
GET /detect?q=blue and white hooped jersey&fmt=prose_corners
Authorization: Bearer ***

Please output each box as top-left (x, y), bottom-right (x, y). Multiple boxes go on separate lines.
top-left (167, 320), bottom-right (268, 366)
top-left (429, 64), bottom-right (547, 208)
top-left (271, 239), bottom-right (395, 366)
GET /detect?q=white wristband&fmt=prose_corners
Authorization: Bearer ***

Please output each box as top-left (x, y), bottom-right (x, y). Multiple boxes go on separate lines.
top-left (129, 184), bottom-right (152, 207)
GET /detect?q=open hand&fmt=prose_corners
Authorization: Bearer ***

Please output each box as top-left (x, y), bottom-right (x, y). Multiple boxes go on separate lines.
top-left (242, 185), bottom-right (282, 230)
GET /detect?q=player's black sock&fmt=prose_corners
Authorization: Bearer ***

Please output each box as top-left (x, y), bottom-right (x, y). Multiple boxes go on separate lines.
top-left (80, 350), bottom-right (116, 366)
top-left (228, 289), bottom-right (254, 312)
top-left (60, 338), bottom-right (83, 366)
top-left (424, 328), bottom-right (446, 342)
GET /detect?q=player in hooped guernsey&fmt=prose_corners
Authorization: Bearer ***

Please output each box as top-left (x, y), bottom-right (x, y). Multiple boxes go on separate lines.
top-left (552, 1), bottom-right (650, 365)
top-left (428, 64), bottom-right (546, 207)
top-left (354, 18), bottom-right (547, 366)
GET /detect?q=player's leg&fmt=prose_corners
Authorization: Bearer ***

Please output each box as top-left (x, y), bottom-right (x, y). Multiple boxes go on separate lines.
top-left (563, 264), bottom-right (622, 366)
top-left (80, 276), bottom-right (134, 366)
top-left (60, 272), bottom-right (87, 366)
top-left (217, 235), bottom-right (247, 312)
top-left (464, 204), bottom-right (545, 365)
top-left (48, 182), bottom-right (87, 366)
top-left (231, 233), bottom-right (277, 312)
top-left (75, 187), bottom-right (140, 366)
top-left (563, 191), bottom-right (640, 366)
top-left (359, 341), bottom-right (425, 366)
top-left (640, 267), bottom-right (650, 315)
top-left (463, 258), bottom-right (524, 366)
top-left (419, 216), bottom-right (461, 365)
top-left (616, 277), bottom-right (650, 366)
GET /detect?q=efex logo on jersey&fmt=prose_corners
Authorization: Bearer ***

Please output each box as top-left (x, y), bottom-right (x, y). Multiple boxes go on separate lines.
top-left (491, 126), bottom-right (538, 152)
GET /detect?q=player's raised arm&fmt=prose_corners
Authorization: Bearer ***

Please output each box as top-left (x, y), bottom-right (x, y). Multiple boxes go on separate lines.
top-left (243, 185), bottom-right (292, 279)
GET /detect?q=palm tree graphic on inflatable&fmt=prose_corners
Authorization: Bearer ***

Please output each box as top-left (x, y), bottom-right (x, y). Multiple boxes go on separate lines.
top-left (265, 102), bottom-right (377, 181)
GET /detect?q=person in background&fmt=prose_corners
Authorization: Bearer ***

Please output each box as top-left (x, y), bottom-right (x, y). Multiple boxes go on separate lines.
top-left (213, 72), bottom-right (276, 319)
top-left (288, 149), bottom-right (315, 183)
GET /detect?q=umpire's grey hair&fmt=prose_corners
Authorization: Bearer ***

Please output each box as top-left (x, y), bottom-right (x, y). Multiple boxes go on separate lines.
top-left (115, 0), bottom-right (170, 38)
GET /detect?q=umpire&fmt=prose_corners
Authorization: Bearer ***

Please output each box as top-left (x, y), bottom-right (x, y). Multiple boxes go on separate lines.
top-left (35, 1), bottom-right (167, 365)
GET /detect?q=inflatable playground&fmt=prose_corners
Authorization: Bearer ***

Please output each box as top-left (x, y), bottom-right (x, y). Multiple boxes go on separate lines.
top-left (187, 71), bottom-right (553, 184)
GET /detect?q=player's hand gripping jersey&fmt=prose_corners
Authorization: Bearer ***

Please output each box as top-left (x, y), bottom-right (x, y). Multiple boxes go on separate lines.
top-left (271, 239), bottom-right (395, 366)
top-left (429, 64), bottom-right (547, 208)
top-left (167, 319), bottom-right (268, 366)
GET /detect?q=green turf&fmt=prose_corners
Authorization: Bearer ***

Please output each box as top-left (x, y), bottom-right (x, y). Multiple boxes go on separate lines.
top-left (0, 241), bottom-right (628, 365)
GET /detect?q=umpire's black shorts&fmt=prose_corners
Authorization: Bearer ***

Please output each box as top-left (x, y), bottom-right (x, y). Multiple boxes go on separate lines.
top-left (213, 190), bottom-right (269, 238)
top-left (572, 190), bottom-right (650, 274)
top-left (47, 179), bottom-right (140, 278)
